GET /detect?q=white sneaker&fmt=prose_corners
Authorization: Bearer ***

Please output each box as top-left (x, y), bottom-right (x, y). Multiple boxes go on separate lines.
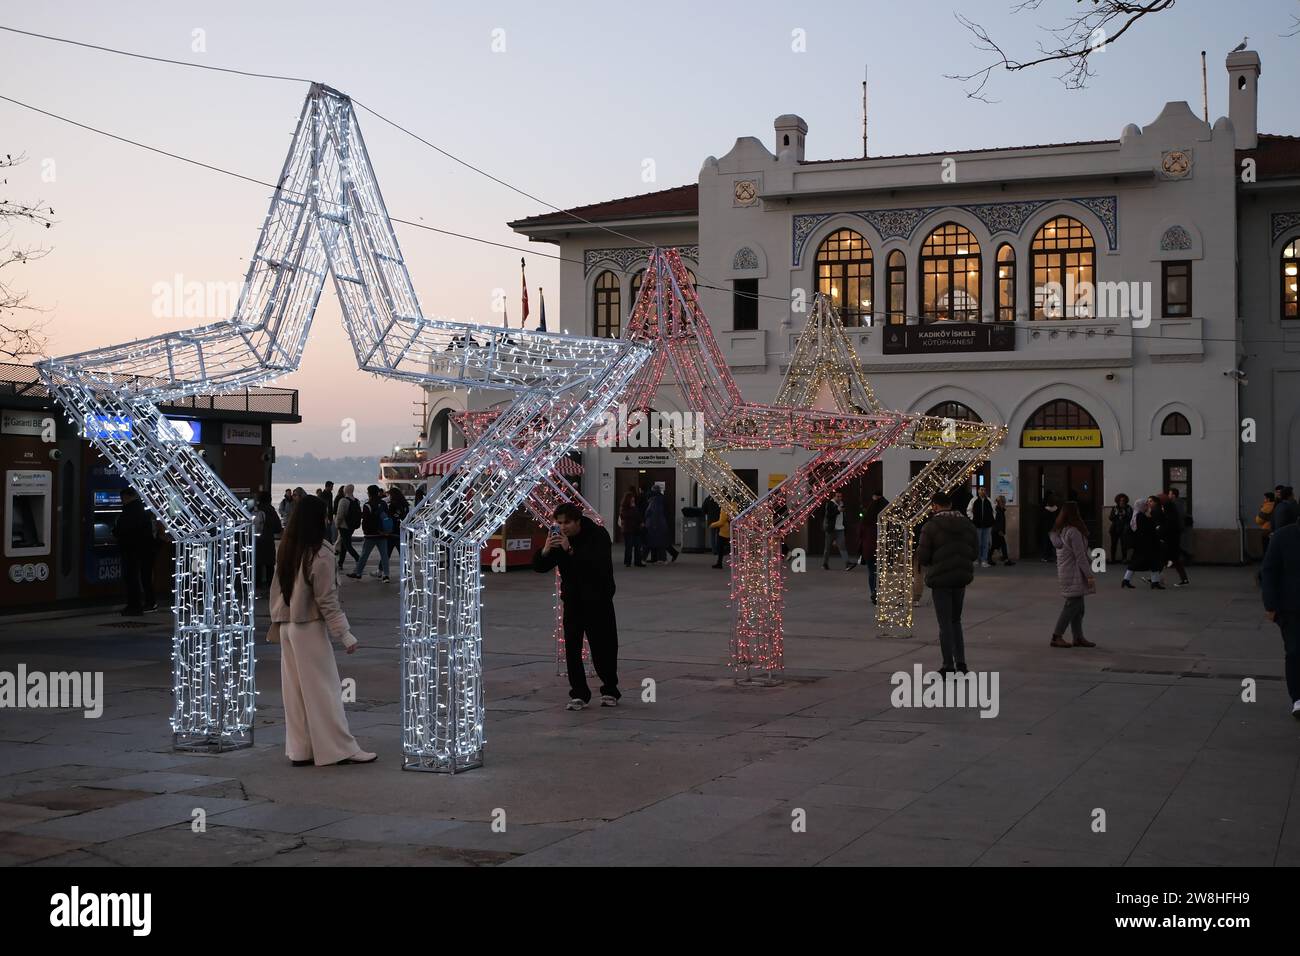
top-left (980, 561), bottom-right (990, 568)
top-left (566, 698), bottom-right (586, 711)
top-left (1292, 701), bottom-right (1300, 719)
top-left (600, 695), bottom-right (619, 708)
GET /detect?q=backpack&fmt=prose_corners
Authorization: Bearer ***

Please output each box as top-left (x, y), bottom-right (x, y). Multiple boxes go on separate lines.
top-left (380, 503), bottom-right (396, 535)
top-left (347, 496), bottom-right (362, 529)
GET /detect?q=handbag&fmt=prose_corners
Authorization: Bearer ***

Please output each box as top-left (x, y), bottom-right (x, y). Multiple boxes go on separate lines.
top-left (266, 621), bottom-right (281, 644)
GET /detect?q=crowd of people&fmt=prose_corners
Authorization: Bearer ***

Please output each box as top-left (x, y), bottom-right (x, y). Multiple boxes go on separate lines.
top-left (108, 470), bottom-right (1300, 754)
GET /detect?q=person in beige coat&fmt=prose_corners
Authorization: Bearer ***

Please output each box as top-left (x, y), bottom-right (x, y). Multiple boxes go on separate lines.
top-left (269, 494), bottom-right (376, 766)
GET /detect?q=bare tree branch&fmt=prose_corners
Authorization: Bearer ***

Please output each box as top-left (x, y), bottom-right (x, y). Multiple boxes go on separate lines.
top-left (0, 152), bottom-right (55, 360)
top-left (946, 1), bottom-right (1178, 100)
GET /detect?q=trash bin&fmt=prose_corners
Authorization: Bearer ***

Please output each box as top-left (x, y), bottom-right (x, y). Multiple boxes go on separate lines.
top-left (681, 507), bottom-right (708, 552)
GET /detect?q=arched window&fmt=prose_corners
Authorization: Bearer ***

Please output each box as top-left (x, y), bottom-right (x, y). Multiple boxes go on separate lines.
top-left (593, 270), bottom-right (621, 338)
top-left (816, 229), bottom-right (873, 327)
top-left (1031, 216), bottom-right (1095, 319)
top-left (629, 269), bottom-right (645, 318)
top-left (996, 244), bottom-right (1016, 322)
top-left (926, 401), bottom-right (982, 422)
top-left (1161, 411), bottom-right (1192, 436)
top-left (886, 250), bottom-right (906, 325)
top-left (1284, 237), bottom-right (1299, 321)
top-left (1021, 399), bottom-right (1102, 447)
top-left (920, 223), bottom-right (980, 322)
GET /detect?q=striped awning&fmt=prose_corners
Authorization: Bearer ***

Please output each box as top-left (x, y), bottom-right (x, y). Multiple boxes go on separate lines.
top-left (419, 448), bottom-right (583, 478)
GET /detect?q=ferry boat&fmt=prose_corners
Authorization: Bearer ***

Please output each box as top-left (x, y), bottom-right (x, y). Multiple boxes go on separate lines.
top-left (377, 440), bottom-right (427, 499)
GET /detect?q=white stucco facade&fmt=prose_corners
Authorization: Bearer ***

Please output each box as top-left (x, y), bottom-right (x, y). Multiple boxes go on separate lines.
top-left (430, 49), bottom-right (1295, 564)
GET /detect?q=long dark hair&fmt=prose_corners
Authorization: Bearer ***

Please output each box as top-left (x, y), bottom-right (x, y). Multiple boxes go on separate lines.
top-left (276, 493), bottom-right (326, 602)
top-left (1053, 500), bottom-right (1089, 537)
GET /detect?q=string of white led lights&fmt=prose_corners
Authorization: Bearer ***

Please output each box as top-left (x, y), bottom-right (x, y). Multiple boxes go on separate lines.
top-left (38, 83), bottom-right (648, 769)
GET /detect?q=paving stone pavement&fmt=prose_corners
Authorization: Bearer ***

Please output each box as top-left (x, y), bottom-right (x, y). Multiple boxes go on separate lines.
top-left (1, 555), bottom-right (1296, 866)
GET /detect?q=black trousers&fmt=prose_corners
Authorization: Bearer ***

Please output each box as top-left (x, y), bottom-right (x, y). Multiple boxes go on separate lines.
top-left (336, 527), bottom-right (360, 566)
top-left (562, 597), bottom-right (620, 703)
top-left (121, 545), bottom-right (155, 611)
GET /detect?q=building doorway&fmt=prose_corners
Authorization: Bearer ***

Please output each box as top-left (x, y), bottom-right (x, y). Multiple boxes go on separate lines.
top-left (806, 461), bottom-right (882, 556)
top-left (613, 467), bottom-right (677, 543)
top-left (1019, 460), bottom-right (1104, 556)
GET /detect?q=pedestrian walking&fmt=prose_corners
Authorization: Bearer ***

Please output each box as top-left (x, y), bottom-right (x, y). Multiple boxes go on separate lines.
top-left (112, 487), bottom-right (157, 616)
top-left (854, 492), bottom-right (887, 603)
top-left (1261, 501), bottom-right (1300, 718)
top-left (1109, 493), bottom-right (1133, 562)
top-left (1049, 502), bottom-right (1097, 648)
top-left (1122, 495), bottom-right (1165, 589)
top-left (643, 485), bottom-right (678, 563)
top-left (822, 491), bottom-right (850, 570)
top-left (278, 488), bottom-right (295, 524)
top-left (533, 503), bottom-right (621, 710)
top-left (619, 489), bottom-right (645, 567)
top-left (710, 508), bottom-right (732, 569)
top-left (1257, 491), bottom-right (1277, 556)
top-left (346, 485), bottom-right (392, 582)
top-left (1273, 486), bottom-right (1298, 534)
top-left (702, 494), bottom-right (721, 555)
top-left (334, 484), bottom-right (361, 569)
top-left (267, 494), bottom-right (376, 766)
top-left (990, 494), bottom-right (1015, 565)
top-left (318, 482), bottom-right (337, 545)
top-left (1160, 498), bottom-right (1190, 587)
top-left (966, 486), bottom-right (996, 568)
top-left (385, 487), bottom-right (409, 573)
top-left (254, 490), bottom-right (282, 595)
top-left (916, 491), bottom-right (978, 675)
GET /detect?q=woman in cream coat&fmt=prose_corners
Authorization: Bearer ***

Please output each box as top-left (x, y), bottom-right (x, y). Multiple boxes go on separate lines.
top-left (269, 494), bottom-right (377, 766)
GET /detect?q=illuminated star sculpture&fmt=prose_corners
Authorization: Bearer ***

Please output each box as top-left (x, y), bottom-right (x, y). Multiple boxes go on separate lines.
top-left (771, 293), bottom-right (1006, 633)
top-left (620, 251), bottom-right (914, 682)
top-left (37, 84), bottom-right (648, 772)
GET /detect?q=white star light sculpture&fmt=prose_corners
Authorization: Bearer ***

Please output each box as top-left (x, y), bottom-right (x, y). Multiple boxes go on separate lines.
top-left (452, 408), bottom-right (601, 675)
top-left (37, 84), bottom-right (648, 771)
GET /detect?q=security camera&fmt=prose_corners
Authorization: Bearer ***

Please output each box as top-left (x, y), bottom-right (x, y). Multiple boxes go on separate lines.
top-left (1104, 373), bottom-right (1115, 381)
top-left (48, 448), bottom-right (63, 461)
top-left (1223, 368), bottom-right (1248, 385)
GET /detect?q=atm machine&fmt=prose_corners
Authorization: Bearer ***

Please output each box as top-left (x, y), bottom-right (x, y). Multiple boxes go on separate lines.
top-left (4, 468), bottom-right (54, 600)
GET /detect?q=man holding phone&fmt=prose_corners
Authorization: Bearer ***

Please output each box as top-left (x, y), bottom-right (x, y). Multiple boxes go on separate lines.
top-left (533, 503), bottom-right (621, 710)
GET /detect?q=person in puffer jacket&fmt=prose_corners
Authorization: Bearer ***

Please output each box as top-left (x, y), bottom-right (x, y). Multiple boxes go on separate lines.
top-left (1048, 501), bottom-right (1096, 648)
top-left (916, 491), bottom-right (979, 675)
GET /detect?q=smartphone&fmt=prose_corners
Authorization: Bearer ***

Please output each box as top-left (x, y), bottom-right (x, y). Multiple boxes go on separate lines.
top-left (549, 524), bottom-right (561, 536)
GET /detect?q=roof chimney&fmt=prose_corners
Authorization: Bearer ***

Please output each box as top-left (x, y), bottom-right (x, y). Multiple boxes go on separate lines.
top-left (774, 114), bottom-right (808, 161)
top-left (1226, 48), bottom-right (1261, 150)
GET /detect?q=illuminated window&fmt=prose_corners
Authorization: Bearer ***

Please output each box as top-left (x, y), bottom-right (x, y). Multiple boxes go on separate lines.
top-left (1031, 216), bottom-right (1095, 319)
top-left (593, 270), bottom-right (621, 338)
top-left (1284, 237), bottom-right (1299, 321)
top-left (926, 401), bottom-right (982, 422)
top-left (887, 250), bottom-right (906, 325)
top-left (1162, 261), bottom-right (1192, 317)
top-left (816, 229), bottom-right (873, 327)
top-left (996, 244), bottom-right (1016, 322)
top-left (920, 223), bottom-right (980, 323)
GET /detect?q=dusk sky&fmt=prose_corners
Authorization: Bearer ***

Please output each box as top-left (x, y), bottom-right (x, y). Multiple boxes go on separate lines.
top-left (3, 0), bottom-right (1297, 457)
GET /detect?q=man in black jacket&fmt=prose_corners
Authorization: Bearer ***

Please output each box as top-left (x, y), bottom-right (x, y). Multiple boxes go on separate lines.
top-left (534, 503), bottom-right (621, 710)
top-left (113, 487), bottom-right (157, 616)
top-left (1262, 503), bottom-right (1300, 718)
top-left (966, 486), bottom-right (996, 568)
top-left (917, 491), bottom-right (979, 675)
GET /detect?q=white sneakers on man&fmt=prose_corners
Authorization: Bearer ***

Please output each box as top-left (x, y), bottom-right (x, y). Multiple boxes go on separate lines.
top-left (1292, 701), bottom-right (1300, 720)
top-left (566, 698), bottom-right (586, 711)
